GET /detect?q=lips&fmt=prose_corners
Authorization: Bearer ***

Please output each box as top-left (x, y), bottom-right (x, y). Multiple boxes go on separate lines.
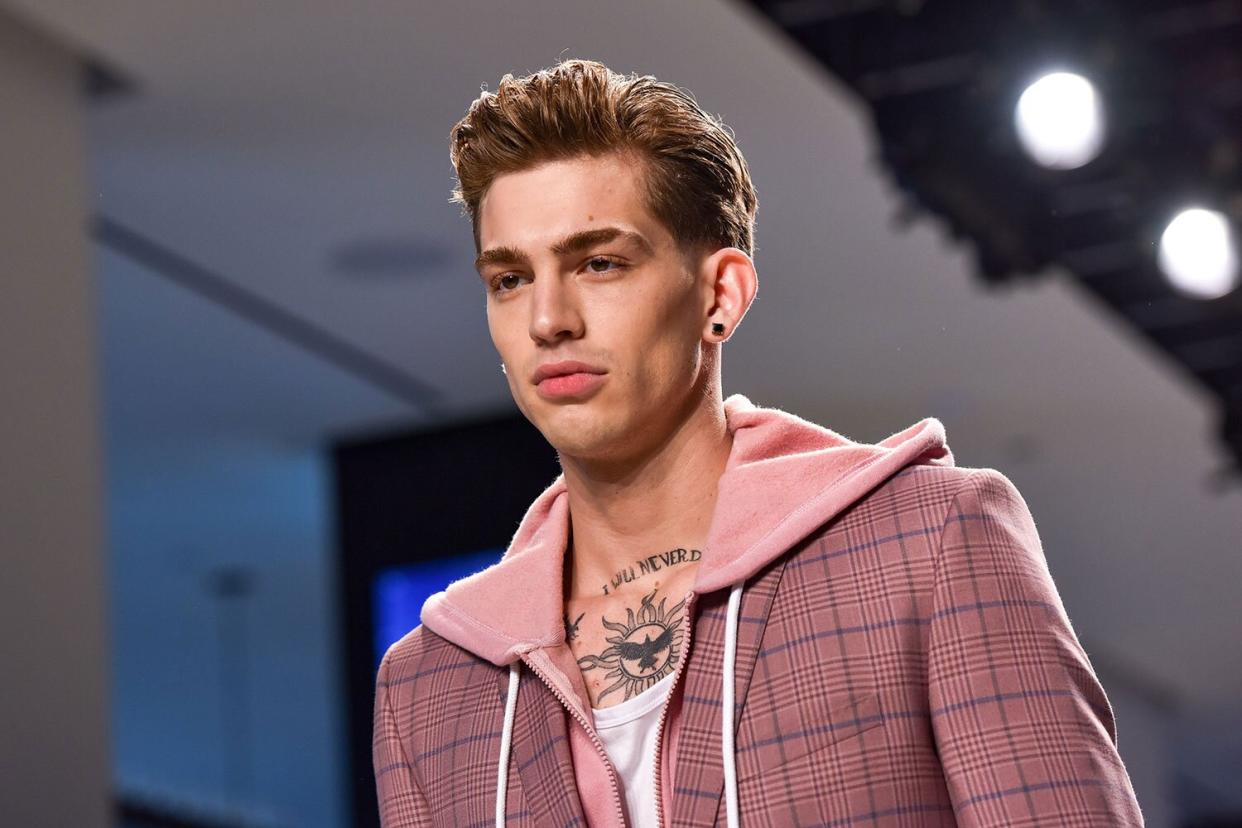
top-left (535, 372), bottom-right (608, 399)
top-left (531, 360), bottom-right (607, 385)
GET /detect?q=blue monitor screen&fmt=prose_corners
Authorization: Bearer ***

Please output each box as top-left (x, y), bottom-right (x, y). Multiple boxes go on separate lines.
top-left (372, 548), bottom-right (505, 667)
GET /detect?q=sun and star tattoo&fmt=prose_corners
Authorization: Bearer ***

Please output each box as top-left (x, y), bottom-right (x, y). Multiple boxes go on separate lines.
top-left (564, 547), bottom-right (701, 703)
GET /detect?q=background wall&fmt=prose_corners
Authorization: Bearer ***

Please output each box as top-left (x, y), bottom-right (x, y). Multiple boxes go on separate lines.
top-left (0, 6), bottom-right (110, 826)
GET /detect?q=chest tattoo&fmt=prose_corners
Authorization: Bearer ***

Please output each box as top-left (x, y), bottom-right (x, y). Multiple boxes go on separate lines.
top-left (575, 586), bottom-right (688, 703)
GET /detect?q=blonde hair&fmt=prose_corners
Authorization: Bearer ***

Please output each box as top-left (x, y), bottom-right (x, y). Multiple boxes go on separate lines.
top-left (449, 58), bottom-right (758, 262)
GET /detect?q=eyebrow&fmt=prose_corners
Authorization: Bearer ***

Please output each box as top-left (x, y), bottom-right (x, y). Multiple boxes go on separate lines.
top-left (474, 226), bottom-right (655, 275)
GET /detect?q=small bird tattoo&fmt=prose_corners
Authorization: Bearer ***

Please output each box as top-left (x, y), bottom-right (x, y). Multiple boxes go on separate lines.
top-left (564, 611), bottom-right (585, 642)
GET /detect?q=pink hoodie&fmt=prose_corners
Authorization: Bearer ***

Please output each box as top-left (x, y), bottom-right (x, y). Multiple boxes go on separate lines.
top-left (417, 393), bottom-right (953, 826)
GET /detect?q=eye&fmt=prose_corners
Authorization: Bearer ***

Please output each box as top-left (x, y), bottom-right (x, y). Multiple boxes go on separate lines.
top-left (490, 272), bottom-right (528, 294)
top-left (585, 255), bottom-right (623, 273)
top-left (488, 256), bottom-right (625, 295)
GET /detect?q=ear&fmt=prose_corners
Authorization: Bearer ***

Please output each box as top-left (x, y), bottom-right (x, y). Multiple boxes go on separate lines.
top-left (699, 247), bottom-right (758, 342)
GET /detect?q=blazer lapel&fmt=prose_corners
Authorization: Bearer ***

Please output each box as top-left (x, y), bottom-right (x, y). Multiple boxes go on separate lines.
top-left (495, 665), bottom-right (587, 826)
top-left (672, 554), bottom-right (789, 826)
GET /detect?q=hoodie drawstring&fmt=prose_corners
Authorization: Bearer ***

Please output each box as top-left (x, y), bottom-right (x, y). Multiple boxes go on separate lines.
top-left (721, 579), bottom-right (744, 828)
top-left (497, 660), bottom-right (520, 827)
top-left (495, 580), bottom-right (746, 828)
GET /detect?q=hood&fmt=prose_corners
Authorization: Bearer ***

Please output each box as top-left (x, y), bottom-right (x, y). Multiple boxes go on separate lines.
top-left (420, 393), bottom-right (954, 667)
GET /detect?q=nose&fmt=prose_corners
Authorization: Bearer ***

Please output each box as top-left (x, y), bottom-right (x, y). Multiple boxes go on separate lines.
top-left (528, 273), bottom-right (584, 345)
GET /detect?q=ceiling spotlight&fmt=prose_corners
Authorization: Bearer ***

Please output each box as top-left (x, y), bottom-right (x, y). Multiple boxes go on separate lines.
top-left (1014, 71), bottom-right (1106, 169)
top-left (1158, 208), bottom-right (1239, 300)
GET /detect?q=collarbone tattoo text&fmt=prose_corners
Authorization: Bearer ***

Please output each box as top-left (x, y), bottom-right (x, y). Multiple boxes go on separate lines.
top-left (601, 546), bottom-right (701, 596)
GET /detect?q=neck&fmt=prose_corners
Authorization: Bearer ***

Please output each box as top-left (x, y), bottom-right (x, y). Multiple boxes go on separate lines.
top-left (560, 390), bottom-right (733, 600)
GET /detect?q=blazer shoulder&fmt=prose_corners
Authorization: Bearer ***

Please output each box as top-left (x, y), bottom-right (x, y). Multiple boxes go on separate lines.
top-left (378, 622), bottom-right (479, 689)
top-left (876, 464), bottom-right (1031, 538)
top-left (880, 462), bottom-right (985, 505)
top-left (380, 623), bottom-right (428, 667)
top-left (893, 463), bottom-right (1024, 503)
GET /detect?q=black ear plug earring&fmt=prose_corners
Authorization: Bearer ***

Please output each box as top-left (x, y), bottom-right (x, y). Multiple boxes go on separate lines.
top-left (712, 322), bottom-right (725, 335)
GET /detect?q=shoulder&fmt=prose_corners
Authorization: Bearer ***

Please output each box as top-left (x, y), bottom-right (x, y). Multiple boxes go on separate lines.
top-left (855, 463), bottom-right (1010, 523)
top-left (376, 623), bottom-right (493, 701)
top-left (782, 465), bottom-right (1011, 580)
top-left (842, 464), bottom-right (1035, 559)
top-left (878, 464), bottom-right (1029, 518)
top-left (932, 466), bottom-right (1039, 540)
top-left (860, 464), bottom-right (1052, 608)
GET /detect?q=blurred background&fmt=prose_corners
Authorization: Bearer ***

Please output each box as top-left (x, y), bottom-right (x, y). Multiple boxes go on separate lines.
top-left (2, 1), bottom-right (1241, 826)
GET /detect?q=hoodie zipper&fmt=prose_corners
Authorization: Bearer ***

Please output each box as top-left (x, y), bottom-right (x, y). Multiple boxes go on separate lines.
top-left (518, 651), bottom-right (629, 827)
top-left (653, 589), bottom-right (698, 828)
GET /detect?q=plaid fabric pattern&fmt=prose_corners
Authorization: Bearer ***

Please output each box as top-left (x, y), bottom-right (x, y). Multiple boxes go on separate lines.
top-left (374, 464), bottom-right (1143, 826)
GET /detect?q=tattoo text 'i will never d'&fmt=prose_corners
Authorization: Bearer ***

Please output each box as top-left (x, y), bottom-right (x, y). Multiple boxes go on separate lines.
top-left (602, 547), bottom-right (701, 595)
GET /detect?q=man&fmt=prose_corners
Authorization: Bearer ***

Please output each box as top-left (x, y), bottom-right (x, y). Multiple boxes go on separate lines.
top-left (373, 58), bottom-right (1143, 827)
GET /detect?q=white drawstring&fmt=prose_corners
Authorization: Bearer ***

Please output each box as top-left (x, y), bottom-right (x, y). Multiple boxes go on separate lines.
top-left (721, 580), bottom-right (744, 828)
top-left (497, 660), bottom-right (521, 827)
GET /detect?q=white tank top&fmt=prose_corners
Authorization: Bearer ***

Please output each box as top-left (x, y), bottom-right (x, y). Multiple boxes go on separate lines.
top-left (591, 670), bottom-right (678, 828)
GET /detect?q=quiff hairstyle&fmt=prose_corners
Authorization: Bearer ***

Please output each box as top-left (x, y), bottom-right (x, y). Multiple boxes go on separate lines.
top-left (448, 59), bottom-right (759, 264)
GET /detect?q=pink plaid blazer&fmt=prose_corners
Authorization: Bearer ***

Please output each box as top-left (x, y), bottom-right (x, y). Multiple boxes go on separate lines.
top-left (374, 394), bottom-right (1143, 826)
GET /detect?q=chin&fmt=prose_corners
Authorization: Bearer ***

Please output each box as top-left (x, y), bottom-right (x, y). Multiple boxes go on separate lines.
top-left (538, 408), bottom-right (622, 458)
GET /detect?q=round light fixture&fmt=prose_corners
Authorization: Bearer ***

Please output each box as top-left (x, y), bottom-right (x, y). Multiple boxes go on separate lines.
top-left (1015, 71), bottom-right (1106, 170)
top-left (1157, 207), bottom-right (1239, 299)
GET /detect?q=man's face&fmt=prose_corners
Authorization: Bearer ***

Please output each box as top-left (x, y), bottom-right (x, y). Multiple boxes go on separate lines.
top-left (475, 152), bottom-right (713, 462)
